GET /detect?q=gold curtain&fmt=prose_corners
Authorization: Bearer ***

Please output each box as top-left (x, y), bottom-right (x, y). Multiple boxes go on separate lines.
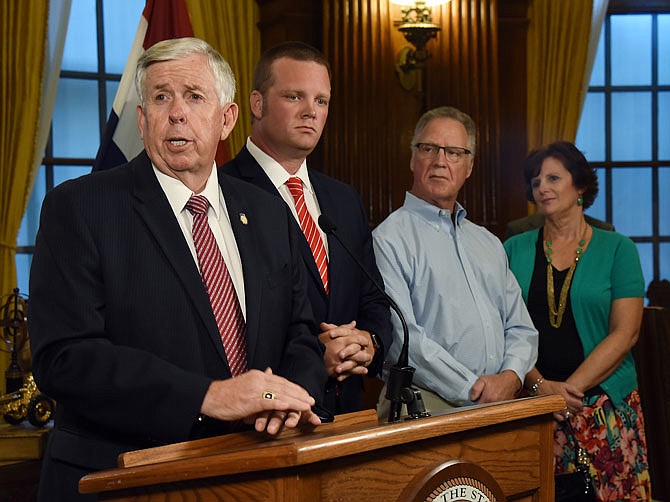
top-left (526, 0), bottom-right (593, 150)
top-left (0, 0), bottom-right (48, 293)
top-left (186, 0), bottom-right (260, 156)
top-left (0, 0), bottom-right (49, 390)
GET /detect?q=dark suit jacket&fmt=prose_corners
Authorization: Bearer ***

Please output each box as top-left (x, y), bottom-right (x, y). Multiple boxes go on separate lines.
top-left (223, 146), bottom-right (392, 414)
top-left (28, 152), bottom-right (326, 500)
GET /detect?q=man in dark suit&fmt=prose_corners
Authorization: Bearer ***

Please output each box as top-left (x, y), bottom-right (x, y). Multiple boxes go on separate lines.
top-left (28, 38), bottom-right (327, 501)
top-left (223, 42), bottom-right (392, 415)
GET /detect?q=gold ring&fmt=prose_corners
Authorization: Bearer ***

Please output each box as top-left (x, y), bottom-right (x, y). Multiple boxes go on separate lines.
top-left (262, 390), bottom-right (276, 400)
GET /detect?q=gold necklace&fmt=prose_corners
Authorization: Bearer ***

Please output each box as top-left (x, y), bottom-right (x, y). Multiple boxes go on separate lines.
top-left (544, 224), bottom-right (589, 328)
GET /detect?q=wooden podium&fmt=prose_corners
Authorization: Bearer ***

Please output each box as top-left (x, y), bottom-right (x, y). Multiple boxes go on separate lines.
top-left (80, 395), bottom-right (565, 501)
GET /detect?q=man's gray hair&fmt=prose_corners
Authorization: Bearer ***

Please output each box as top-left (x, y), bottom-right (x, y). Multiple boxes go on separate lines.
top-left (135, 37), bottom-right (236, 106)
top-left (411, 106), bottom-right (477, 155)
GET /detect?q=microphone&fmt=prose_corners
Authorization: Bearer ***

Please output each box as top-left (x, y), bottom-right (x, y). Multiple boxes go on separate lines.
top-left (318, 214), bottom-right (426, 422)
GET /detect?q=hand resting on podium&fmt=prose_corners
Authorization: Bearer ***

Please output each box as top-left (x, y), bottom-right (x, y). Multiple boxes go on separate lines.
top-left (469, 370), bottom-right (522, 404)
top-left (200, 368), bottom-right (322, 435)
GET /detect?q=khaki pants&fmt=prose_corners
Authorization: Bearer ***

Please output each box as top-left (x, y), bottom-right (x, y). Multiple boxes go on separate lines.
top-left (376, 384), bottom-right (457, 421)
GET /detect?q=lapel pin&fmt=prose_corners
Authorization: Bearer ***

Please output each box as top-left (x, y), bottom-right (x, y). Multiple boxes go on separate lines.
top-left (239, 213), bottom-right (248, 225)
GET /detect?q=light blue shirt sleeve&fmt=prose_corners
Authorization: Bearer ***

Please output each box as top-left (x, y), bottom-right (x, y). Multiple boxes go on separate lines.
top-left (373, 193), bottom-right (537, 405)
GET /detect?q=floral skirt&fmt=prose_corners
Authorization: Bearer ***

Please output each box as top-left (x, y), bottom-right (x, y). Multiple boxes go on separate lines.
top-left (554, 389), bottom-right (651, 501)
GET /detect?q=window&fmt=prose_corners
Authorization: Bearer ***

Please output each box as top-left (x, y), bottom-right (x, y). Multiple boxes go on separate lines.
top-left (14, 0), bottom-right (143, 294)
top-left (576, 10), bottom-right (670, 290)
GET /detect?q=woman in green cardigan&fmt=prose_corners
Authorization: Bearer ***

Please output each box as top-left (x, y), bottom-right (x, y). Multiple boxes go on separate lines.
top-left (504, 141), bottom-right (651, 501)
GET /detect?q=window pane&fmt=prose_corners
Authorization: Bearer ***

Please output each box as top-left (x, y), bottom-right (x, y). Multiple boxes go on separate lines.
top-left (106, 80), bottom-right (119, 118)
top-left (585, 168), bottom-right (607, 222)
top-left (103, 0), bottom-right (143, 73)
top-left (660, 92), bottom-right (670, 160)
top-left (53, 79), bottom-right (100, 158)
top-left (590, 28), bottom-right (605, 86)
top-left (611, 92), bottom-right (651, 161)
top-left (611, 15), bottom-right (651, 86)
top-left (660, 168), bottom-right (670, 235)
top-left (635, 242), bottom-right (653, 293)
top-left (659, 15), bottom-right (670, 85)
top-left (61, 0), bottom-right (97, 72)
top-left (54, 166), bottom-right (93, 187)
top-left (612, 168), bottom-right (652, 236)
top-left (576, 93), bottom-right (605, 162)
top-left (661, 243), bottom-right (670, 281)
top-left (14, 254), bottom-right (32, 298)
top-left (17, 167), bottom-right (47, 247)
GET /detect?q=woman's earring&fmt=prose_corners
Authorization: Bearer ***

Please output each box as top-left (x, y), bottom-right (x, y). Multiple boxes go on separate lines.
top-left (577, 196), bottom-right (583, 206)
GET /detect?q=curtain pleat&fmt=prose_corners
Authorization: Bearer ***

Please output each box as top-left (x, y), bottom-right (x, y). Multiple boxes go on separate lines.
top-left (186, 0), bottom-right (260, 157)
top-left (526, 0), bottom-right (594, 150)
top-left (0, 0), bottom-right (48, 294)
top-left (0, 0), bottom-right (49, 391)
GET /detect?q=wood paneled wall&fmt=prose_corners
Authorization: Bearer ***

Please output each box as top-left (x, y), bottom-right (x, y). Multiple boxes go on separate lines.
top-left (256, 0), bottom-right (323, 53)
top-left (425, 0), bottom-right (500, 228)
top-left (255, 0), bottom-right (531, 236)
top-left (498, 0), bottom-right (532, 234)
top-left (322, 0), bottom-right (420, 226)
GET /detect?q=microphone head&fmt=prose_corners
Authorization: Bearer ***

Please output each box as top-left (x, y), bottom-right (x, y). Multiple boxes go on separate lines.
top-left (318, 214), bottom-right (337, 234)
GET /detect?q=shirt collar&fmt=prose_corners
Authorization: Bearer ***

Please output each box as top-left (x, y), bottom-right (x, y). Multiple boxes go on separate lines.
top-left (403, 191), bottom-right (467, 225)
top-left (153, 162), bottom-right (221, 218)
top-left (246, 137), bottom-right (314, 194)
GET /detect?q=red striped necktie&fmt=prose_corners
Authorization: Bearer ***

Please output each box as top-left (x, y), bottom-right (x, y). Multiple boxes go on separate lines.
top-left (285, 177), bottom-right (329, 294)
top-left (186, 195), bottom-right (248, 376)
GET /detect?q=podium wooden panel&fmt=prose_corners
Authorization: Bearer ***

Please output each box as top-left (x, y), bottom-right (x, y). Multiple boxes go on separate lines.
top-left (0, 423), bottom-right (49, 502)
top-left (80, 395), bottom-right (565, 501)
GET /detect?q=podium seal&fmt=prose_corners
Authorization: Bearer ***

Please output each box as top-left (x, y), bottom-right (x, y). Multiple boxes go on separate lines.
top-left (400, 459), bottom-right (506, 502)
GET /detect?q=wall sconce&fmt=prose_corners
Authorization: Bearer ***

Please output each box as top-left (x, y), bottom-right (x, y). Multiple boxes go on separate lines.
top-left (392, 0), bottom-right (449, 91)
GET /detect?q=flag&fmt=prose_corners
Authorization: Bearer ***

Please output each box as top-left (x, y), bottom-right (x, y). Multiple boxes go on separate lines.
top-left (93, 0), bottom-right (194, 171)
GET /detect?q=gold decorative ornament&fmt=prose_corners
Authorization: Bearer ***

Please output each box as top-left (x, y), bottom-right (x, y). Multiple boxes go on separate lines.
top-left (544, 223), bottom-right (589, 328)
top-left (0, 373), bottom-right (55, 427)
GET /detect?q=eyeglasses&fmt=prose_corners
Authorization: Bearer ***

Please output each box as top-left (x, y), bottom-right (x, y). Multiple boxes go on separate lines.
top-left (413, 143), bottom-right (472, 163)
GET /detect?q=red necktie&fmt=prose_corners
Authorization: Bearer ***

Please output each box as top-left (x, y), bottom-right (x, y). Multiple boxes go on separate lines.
top-left (285, 177), bottom-right (329, 293)
top-left (186, 195), bottom-right (248, 376)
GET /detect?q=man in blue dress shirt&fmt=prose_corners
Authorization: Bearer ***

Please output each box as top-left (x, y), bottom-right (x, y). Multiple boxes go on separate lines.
top-left (373, 106), bottom-right (538, 413)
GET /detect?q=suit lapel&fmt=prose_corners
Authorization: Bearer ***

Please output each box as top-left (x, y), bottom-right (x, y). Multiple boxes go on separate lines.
top-left (311, 172), bottom-right (339, 303)
top-left (130, 153), bottom-right (230, 369)
top-left (234, 148), bottom-right (327, 300)
top-left (217, 172), bottom-right (263, 365)
top-left (233, 147), bottom-right (277, 193)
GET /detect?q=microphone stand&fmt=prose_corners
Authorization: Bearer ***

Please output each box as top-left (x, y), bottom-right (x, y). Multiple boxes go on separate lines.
top-left (317, 215), bottom-right (428, 422)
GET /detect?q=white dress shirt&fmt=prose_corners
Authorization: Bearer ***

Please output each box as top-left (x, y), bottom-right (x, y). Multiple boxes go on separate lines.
top-left (153, 163), bottom-right (246, 318)
top-left (246, 138), bottom-right (329, 255)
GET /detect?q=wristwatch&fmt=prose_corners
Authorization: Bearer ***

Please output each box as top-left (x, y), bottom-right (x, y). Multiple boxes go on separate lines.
top-left (369, 332), bottom-right (381, 352)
